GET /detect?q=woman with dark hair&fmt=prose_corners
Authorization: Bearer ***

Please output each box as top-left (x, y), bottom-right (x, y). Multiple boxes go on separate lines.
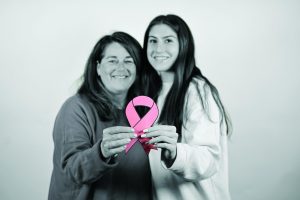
top-left (141, 14), bottom-right (232, 199)
top-left (48, 32), bottom-right (152, 200)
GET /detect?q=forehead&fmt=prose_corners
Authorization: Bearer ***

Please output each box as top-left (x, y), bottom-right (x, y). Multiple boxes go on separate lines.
top-left (103, 42), bottom-right (130, 57)
top-left (149, 24), bottom-right (177, 38)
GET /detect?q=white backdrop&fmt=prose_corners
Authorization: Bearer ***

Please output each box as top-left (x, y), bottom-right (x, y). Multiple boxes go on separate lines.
top-left (1, 0), bottom-right (299, 199)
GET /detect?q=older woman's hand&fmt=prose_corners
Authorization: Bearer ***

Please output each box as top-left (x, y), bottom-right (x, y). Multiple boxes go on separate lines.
top-left (142, 125), bottom-right (178, 166)
top-left (101, 126), bottom-right (136, 159)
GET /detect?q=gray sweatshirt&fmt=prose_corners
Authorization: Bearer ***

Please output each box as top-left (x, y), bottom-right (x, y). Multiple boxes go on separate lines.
top-left (48, 94), bottom-right (152, 200)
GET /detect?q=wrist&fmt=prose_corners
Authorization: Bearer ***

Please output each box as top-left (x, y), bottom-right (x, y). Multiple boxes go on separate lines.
top-left (162, 150), bottom-right (177, 168)
top-left (99, 141), bottom-right (111, 162)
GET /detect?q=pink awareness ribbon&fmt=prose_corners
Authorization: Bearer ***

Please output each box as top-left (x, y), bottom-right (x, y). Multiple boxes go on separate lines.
top-left (125, 96), bottom-right (159, 154)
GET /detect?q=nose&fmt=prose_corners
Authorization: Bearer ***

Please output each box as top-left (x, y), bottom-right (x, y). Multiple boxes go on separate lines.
top-left (115, 62), bottom-right (127, 71)
top-left (155, 42), bottom-right (165, 52)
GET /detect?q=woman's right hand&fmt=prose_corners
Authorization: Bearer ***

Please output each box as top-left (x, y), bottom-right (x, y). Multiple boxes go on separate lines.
top-left (100, 126), bottom-right (136, 158)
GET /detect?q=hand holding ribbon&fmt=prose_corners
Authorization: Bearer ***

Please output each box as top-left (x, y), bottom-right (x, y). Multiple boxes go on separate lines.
top-left (101, 126), bottom-right (136, 159)
top-left (141, 125), bottom-right (178, 166)
top-left (125, 96), bottom-right (159, 154)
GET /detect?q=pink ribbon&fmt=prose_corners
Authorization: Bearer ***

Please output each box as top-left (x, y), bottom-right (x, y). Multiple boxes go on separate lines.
top-left (125, 96), bottom-right (159, 154)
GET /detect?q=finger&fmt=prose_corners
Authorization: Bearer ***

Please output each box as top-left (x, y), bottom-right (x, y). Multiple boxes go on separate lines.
top-left (143, 125), bottom-right (176, 133)
top-left (108, 146), bottom-right (127, 156)
top-left (104, 126), bottom-right (135, 135)
top-left (141, 130), bottom-right (178, 139)
top-left (109, 133), bottom-right (137, 140)
top-left (139, 137), bottom-right (150, 144)
top-left (155, 143), bottom-right (175, 151)
top-left (148, 136), bottom-right (176, 144)
top-left (104, 138), bottom-right (131, 149)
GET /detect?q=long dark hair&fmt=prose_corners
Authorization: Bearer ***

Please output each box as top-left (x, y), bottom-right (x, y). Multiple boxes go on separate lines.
top-left (78, 32), bottom-right (142, 121)
top-left (142, 14), bottom-right (232, 136)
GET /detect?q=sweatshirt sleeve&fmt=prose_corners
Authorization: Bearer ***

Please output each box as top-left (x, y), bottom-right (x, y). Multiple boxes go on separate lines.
top-left (163, 80), bottom-right (222, 181)
top-left (53, 97), bottom-right (117, 185)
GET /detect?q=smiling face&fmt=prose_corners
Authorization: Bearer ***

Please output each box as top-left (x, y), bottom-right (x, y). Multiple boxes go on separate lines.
top-left (97, 42), bottom-right (136, 95)
top-left (147, 24), bottom-right (179, 73)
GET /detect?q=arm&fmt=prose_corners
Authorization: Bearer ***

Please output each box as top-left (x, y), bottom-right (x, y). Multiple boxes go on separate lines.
top-left (53, 98), bottom-right (117, 185)
top-left (165, 82), bottom-right (222, 181)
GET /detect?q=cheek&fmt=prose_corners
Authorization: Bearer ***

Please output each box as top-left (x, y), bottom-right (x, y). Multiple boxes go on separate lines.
top-left (174, 45), bottom-right (180, 56)
top-left (130, 67), bottom-right (137, 78)
top-left (99, 65), bottom-right (112, 77)
top-left (98, 69), bottom-right (112, 84)
top-left (147, 47), bottom-right (152, 59)
top-left (169, 44), bottom-right (179, 53)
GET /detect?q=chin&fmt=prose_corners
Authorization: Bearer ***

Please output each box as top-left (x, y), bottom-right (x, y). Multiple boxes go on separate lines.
top-left (111, 86), bottom-right (131, 93)
top-left (154, 65), bottom-right (172, 72)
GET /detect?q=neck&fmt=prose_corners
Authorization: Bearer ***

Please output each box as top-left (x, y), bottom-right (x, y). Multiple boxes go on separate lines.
top-left (158, 71), bottom-right (174, 83)
top-left (111, 92), bottom-right (127, 109)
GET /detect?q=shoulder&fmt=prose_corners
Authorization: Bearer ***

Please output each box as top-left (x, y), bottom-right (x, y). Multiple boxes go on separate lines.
top-left (53, 94), bottom-right (100, 133)
top-left (184, 77), bottom-right (220, 118)
top-left (57, 94), bottom-right (93, 120)
top-left (60, 94), bottom-right (87, 111)
top-left (187, 77), bottom-right (209, 95)
top-left (185, 77), bottom-right (210, 104)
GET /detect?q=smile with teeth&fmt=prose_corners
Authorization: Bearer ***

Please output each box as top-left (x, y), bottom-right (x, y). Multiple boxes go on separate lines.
top-left (112, 75), bottom-right (129, 79)
top-left (153, 55), bottom-right (169, 61)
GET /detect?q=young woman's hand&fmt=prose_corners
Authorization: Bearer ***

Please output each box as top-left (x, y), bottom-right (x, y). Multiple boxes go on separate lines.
top-left (101, 126), bottom-right (136, 159)
top-left (142, 125), bottom-right (178, 166)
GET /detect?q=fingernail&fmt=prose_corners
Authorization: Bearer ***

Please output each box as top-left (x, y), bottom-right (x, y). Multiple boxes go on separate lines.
top-left (134, 134), bottom-right (138, 138)
top-left (131, 128), bottom-right (135, 132)
top-left (141, 134), bottom-right (146, 138)
top-left (143, 129), bottom-right (148, 133)
top-left (127, 139), bottom-right (131, 142)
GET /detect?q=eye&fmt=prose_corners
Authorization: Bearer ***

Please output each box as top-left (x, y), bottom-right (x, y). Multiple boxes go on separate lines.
top-left (165, 39), bottom-right (173, 43)
top-left (108, 59), bottom-right (118, 64)
top-left (124, 59), bottom-right (134, 64)
top-left (148, 39), bottom-right (157, 44)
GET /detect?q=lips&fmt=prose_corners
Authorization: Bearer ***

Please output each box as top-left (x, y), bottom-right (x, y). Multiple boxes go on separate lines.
top-left (111, 75), bottom-right (129, 79)
top-left (153, 55), bottom-right (169, 61)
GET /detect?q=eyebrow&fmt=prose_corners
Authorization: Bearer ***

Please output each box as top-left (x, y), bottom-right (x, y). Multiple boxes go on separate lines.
top-left (148, 35), bottom-right (177, 39)
top-left (105, 56), bottom-right (117, 59)
top-left (104, 56), bottom-right (133, 59)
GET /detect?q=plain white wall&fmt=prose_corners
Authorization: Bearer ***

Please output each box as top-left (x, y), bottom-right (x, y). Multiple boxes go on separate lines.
top-left (1, 0), bottom-right (299, 199)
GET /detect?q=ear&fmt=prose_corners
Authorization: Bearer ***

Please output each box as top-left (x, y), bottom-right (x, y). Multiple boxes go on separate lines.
top-left (96, 62), bottom-right (101, 76)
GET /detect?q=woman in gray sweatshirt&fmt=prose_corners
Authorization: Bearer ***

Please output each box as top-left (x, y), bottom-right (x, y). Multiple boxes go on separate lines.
top-left (48, 32), bottom-right (152, 200)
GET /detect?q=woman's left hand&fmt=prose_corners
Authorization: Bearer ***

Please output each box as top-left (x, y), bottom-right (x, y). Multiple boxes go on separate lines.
top-left (141, 125), bottom-right (178, 165)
